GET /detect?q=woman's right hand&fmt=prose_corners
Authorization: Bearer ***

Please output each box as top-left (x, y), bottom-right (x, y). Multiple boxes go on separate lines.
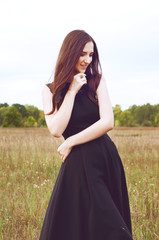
top-left (68, 73), bottom-right (87, 94)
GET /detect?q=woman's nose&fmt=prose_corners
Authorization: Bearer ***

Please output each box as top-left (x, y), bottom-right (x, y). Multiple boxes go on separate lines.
top-left (84, 55), bottom-right (91, 63)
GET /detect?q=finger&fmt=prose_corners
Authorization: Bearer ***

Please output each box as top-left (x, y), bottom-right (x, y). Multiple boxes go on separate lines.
top-left (78, 73), bottom-right (86, 76)
top-left (81, 78), bottom-right (87, 85)
top-left (80, 77), bottom-right (87, 82)
top-left (79, 73), bottom-right (86, 79)
top-left (57, 147), bottom-right (60, 153)
top-left (63, 154), bottom-right (67, 162)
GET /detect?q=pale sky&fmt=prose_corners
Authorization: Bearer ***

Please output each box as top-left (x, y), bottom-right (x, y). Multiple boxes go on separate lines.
top-left (0, 0), bottom-right (159, 110)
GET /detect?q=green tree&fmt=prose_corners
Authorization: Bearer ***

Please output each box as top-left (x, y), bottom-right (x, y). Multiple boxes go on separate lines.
top-left (38, 117), bottom-right (46, 127)
top-left (2, 106), bottom-right (23, 127)
top-left (113, 105), bottom-right (122, 126)
top-left (25, 105), bottom-right (40, 121)
top-left (0, 107), bottom-right (9, 126)
top-left (128, 105), bottom-right (138, 125)
top-left (149, 104), bottom-right (159, 127)
top-left (38, 111), bottom-right (46, 127)
top-left (12, 104), bottom-right (28, 118)
top-left (0, 103), bottom-right (9, 108)
top-left (128, 103), bottom-right (159, 126)
top-left (119, 110), bottom-right (133, 126)
top-left (24, 116), bottom-right (37, 127)
top-left (152, 112), bottom-right (159, 126)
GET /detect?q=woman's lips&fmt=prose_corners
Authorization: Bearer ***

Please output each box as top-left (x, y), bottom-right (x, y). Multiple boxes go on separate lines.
top-left (80, 64), bottom-right (88, 69)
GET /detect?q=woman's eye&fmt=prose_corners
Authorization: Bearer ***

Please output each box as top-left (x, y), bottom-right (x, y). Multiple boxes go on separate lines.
top-left (80, 53), bottom-right (94, 57)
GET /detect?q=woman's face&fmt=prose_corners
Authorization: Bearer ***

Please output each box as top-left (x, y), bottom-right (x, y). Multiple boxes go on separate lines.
top-left (75, 41), bottom-right (94, 73)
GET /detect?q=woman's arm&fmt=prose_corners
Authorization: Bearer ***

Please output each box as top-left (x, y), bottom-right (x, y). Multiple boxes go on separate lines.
top-left (57, 77), bottom-right (114, 161)
top-left (42, 73), bottom-right (87, 138)
top-left (42, 85), bottom-right (76, 138)
top-left (69, 76), bottom-right (114, 145)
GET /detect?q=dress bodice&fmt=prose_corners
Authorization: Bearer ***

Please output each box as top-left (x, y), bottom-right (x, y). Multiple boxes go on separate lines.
top-left (63, 91), bottom-right (100, 139)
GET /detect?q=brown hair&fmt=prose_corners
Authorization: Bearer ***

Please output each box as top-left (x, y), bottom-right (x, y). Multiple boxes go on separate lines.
top-left (47, 30), bottom-right (102, 114)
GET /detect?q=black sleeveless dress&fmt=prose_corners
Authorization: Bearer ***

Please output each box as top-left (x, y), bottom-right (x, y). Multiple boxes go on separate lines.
top-left (39, 89), bottom-right (133, 240)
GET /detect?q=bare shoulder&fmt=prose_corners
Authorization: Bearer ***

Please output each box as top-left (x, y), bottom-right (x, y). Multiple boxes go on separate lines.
top-left (42, 84), bottom-right (52, 96)
top-left (42, 84), bottom-right (53, 114)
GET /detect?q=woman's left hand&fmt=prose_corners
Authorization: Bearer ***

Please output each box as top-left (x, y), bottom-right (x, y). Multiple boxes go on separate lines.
top-left (57, 138), bottom-right (73, 163)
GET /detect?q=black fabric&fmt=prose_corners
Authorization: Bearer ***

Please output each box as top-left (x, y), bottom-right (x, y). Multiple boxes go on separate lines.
top-left (39, 91), bottom-right (133, 240)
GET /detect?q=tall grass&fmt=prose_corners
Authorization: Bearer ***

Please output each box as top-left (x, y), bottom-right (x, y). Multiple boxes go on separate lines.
top-left (0, 127), bottom-right (158, 239)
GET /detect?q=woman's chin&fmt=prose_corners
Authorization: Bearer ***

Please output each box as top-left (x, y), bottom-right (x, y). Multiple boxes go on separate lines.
top-left (75, 68), bottom-right (86, 74)
top-left (79, 69), bottom-right (86, 73)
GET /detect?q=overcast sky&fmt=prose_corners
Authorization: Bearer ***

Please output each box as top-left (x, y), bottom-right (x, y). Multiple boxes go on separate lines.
top-left (0, 0), bottom-right (159, 110)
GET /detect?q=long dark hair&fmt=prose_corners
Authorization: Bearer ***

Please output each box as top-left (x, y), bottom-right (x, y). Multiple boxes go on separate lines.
top-left (47, 30), bottom-right (102, 114)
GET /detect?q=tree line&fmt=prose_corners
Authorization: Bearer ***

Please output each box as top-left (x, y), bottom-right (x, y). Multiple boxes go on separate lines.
top-left (113, 103), bottom-right (159, 127)
top-left (0, 103), bottom-right (46, 127)
top-left (0, 102), bottom-right (159, 128)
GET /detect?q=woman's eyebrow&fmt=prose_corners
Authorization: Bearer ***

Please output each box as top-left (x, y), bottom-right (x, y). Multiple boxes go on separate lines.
top-left (82, 51), bottom-right (94, 53)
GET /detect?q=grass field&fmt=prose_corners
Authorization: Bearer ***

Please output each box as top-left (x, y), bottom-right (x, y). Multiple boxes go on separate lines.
top-left (0, 127), bottom-right (158, 240)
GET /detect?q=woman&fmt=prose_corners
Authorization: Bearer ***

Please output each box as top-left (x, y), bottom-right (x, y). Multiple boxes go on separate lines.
top-left (39, 30), bottom-right (133, 240)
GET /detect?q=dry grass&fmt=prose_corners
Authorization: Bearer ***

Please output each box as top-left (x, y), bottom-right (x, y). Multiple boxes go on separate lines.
top-left (0, 127), bottom-right (159, 240)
